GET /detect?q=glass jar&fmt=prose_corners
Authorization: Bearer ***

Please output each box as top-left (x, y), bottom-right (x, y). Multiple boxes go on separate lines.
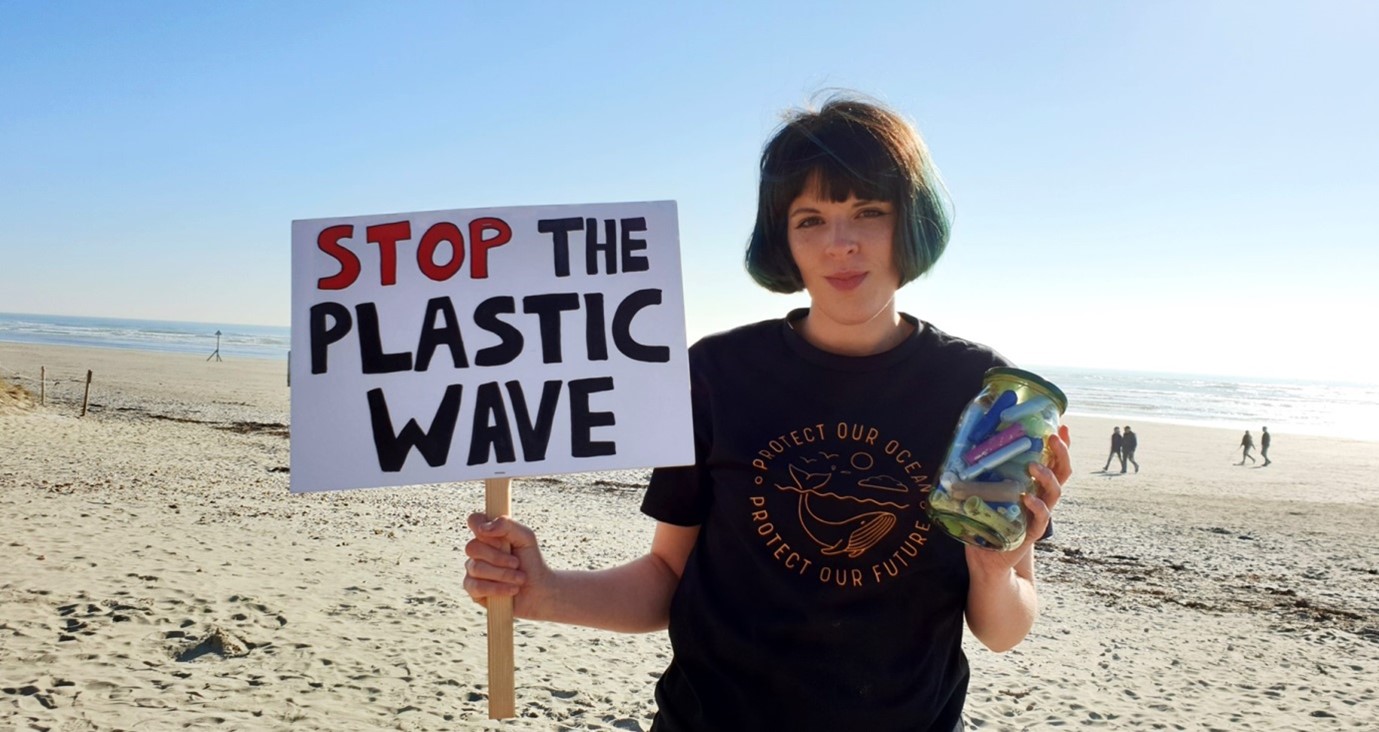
top-left (927, 367), bottom-right (1067, 551)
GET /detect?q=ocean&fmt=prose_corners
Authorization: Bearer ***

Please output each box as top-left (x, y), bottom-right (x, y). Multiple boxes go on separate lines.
top-left (1, 312), bottom-right (1374, 441)
top-left (1034, 365), bottom-right (1378, 442)
top-left (0, 312), bottom-right (290, 362)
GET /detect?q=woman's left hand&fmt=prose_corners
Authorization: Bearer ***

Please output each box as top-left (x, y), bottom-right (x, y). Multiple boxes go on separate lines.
top-left (965, 424), bottom-right (1071, 572)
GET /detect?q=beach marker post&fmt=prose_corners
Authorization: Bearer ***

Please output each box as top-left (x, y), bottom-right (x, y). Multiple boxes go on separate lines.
top-left (80, 370), bottom-right (92, 417)
top-left (485, 476), bottom-right (516, 719)
top-left (39, 367), bottom-right (45, 406)
top-left (207, 330), bottom-right (223, 362)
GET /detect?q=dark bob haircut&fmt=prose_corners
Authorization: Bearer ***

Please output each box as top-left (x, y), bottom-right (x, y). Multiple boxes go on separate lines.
top-left (745, 97), bottom-right (952, 293)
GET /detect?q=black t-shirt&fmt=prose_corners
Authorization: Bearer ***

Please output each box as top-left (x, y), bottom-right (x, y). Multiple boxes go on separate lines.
top-left (641, 310), bottom-right (1008, 732)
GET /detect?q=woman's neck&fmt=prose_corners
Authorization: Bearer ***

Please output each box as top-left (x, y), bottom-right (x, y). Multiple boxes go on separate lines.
top-left (792, 307), bottom-right (913, 357)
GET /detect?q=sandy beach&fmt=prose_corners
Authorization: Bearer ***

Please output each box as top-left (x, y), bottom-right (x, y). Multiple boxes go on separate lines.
top-left (3, 341), bottom-right (1377, 731)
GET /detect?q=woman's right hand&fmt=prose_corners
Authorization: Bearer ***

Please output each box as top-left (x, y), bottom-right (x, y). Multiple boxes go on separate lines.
top-left (463, 513), bottom-right (551, 618)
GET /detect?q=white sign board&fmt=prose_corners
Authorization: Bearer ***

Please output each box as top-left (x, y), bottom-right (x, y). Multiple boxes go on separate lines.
top-left (289, 201), bottom-right (693, 492)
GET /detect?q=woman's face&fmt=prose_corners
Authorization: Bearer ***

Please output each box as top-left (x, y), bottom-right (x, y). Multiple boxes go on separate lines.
top-left (786, 177), bottom-right (901, 333)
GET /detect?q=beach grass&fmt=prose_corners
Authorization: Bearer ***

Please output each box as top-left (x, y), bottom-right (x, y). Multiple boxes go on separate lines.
top-left (1, 376), bottom-right (36, 414)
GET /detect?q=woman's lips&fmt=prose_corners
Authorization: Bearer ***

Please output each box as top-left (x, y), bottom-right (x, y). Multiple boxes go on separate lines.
top-left (825, 272), bottom-right (866, 291)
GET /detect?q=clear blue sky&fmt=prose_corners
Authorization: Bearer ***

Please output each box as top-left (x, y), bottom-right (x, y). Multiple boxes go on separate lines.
top-left (2, 1), bottom-right (1375, 381)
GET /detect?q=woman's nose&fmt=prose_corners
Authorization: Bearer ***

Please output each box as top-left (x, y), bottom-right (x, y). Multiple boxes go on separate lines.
top-left (824, 222), bottom-right (859, 255)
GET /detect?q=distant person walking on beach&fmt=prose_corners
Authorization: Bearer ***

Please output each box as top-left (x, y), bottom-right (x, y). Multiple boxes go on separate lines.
top-left (1122, 425), bottom-right (1139, 473)
top-left (1260, 426), bottom-right (1271, 466)
top-left (1238, 430), bottom-right (1257, 465)
top-left (1103, 426), bottom-right (1124, 471)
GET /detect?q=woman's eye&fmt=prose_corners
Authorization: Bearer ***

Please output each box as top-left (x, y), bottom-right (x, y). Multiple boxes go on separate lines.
top-left (858, 208), bottom-right (888, 219)
top-left (795, 216), bottom-right (823, 228)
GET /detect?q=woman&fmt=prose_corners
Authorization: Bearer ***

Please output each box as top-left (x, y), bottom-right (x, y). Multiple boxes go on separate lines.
top-left (1239, 429), bottom-right (1256, 465)
top-left (464, 96), bottom-right (1072, 731)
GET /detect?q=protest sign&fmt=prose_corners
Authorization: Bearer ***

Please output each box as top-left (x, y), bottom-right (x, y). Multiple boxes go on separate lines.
top-left (289, 201), bottom-right (693, 493)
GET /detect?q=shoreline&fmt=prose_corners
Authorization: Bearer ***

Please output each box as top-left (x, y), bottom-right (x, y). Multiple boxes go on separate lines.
top-left (0, 337), bottom-right (289, 365)
top-left (3, 340), bottom-right (1378, 729)
top-left (1063, 409), bottom-right (1379, 443)
top-left (5, 338), bottom-right (1369, 441)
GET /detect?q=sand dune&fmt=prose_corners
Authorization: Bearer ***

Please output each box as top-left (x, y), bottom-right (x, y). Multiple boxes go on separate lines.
top-left (3, 342), bottom-right (1376, 730)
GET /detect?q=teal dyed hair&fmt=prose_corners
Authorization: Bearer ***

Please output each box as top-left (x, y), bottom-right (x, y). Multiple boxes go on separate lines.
top-left (745, 96), bottom-right (952, 293)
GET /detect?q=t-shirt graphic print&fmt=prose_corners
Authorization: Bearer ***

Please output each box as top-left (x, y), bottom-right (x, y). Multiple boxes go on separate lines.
top-left (747, 420), bottom-right (935, 588)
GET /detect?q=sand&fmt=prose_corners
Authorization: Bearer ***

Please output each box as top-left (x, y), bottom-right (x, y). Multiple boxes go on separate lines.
top-left (2, 341), bottom-right (1377, 731)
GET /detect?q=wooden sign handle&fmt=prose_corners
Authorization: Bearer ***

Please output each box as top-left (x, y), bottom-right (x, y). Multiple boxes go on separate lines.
top-left (484, 477), bottom-right (515, 719)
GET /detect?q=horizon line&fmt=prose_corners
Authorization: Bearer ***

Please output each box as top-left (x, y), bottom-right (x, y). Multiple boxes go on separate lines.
top-left (2, 309), bottom-right (1373, 386)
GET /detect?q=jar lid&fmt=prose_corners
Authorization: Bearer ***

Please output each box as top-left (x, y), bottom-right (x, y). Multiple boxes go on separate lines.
top-left (984, 367), bottom-right (1068, 414)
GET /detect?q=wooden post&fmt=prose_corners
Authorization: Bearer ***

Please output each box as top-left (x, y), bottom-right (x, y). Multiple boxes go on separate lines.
top-left (484, 476), bottom-right (516, 719)
top-left (39, 367), bottom-right (45, 406)
top-left (80, 370), bottom-right (92, 417)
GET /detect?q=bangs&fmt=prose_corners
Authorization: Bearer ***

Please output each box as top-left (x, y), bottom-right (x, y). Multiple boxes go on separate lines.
top-left (765, 121), bottom-right (906, 212)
